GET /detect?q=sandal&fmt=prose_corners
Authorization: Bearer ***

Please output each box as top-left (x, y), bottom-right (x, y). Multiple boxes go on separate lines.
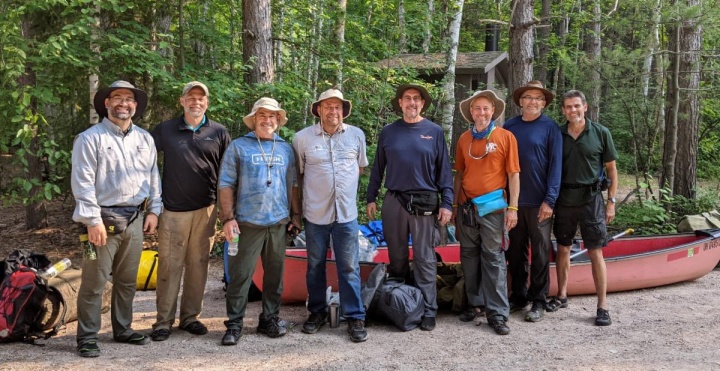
top-left (545, 296), bottom-right (568, 312)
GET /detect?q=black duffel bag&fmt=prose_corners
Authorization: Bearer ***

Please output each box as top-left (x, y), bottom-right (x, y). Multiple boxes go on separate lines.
top-left (373, 277), bottom-right (424, 331)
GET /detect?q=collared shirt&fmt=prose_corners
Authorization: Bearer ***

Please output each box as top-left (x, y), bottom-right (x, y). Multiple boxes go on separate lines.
top-left (71, 118), bottom-right (163, 226)
top-left (218, 132), bottom-right (297, 226)
top-left (557, 118), bottom-right (618, 206)
top-left (293, 123), bottom-right (369, 224)
top-left (151, 115), bottom-right (231, 212)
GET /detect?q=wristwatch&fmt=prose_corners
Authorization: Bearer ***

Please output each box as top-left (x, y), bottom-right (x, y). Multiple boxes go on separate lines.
top-left (608, 197), bottom-right (617, 203)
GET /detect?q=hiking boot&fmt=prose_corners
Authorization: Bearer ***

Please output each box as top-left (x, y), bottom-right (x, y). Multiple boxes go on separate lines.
top-left (302, 312), bottom-right (328, 334)
top-left (524, 302), bottom-right (545, 323)
top-left (181, 321), bottom-right (209, 335)
top-left (77, 340), bottom-right (101, 358)
top-left (488, 319), bottom-right (510, 335)
top-left (115, 332), bottom-right (150, 345)
top-left (221, 328), bottom-right (242, 345)
top-left (509, 300), bottom-right (528, 313)
top-left (595, 308), bottom-right (612, 326)
top-left (347, 319), bottom-right (368, 343)
top-left (150, 328), bottom-right (171, 341)
top-left (420, 316), bottom-right (436, 331)
top-left (459, 307), bottom-right (485, 322)
top-left (257, 314), bottom-right (287, 338)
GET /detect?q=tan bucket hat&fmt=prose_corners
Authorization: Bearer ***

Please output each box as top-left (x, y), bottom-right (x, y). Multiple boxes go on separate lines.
top-left (512, 80), bottom-right (554, 106)
top-left (93, 80), bottom-right (148, 120)
top-left (459, 90), bottom-right (506, 123)
top-left (391, 84), bottom-right (433, 116)
top-left (311, 89), bottom-right (352, 118)
top-left (243, 97), bottom-right (288, 130)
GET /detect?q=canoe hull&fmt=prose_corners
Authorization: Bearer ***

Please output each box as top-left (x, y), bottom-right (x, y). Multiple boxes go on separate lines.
top-left (252, 231), bottom-right (720, 303)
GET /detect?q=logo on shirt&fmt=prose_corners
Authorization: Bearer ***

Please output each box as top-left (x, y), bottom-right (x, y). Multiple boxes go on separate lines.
top-left (203, 137), bottom-right (214, 141)
top-left (420, 135), bottom-right (433, 140)
top-left (487, 142), bottom-right (498, 152)
top-left (252, 154), bottom-right (284, 166)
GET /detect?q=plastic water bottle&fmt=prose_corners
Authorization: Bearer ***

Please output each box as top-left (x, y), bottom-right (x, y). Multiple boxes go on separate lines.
top-left (39, 258), bottom-right (72, 280)
top-left (227, 227), bottom-right (239, 256)
top-left (80, 233), bottom-right (97, 261)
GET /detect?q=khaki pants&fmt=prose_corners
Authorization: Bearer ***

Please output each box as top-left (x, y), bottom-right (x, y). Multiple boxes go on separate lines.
top-left (77, 215), bottom-right (143, 344)
top-left (153, 205), bottom-right (217, 330)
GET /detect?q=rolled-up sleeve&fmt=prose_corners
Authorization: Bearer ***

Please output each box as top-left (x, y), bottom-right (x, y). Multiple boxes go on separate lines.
top-left (71, 134), bottom-right (102, 226)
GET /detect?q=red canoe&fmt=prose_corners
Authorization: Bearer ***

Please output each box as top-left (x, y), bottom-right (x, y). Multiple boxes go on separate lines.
top-left (252, 230), bottom-right (720, 303)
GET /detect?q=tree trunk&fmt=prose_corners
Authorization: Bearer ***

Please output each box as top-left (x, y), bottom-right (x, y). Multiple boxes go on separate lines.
top-left (333, 0), bottom-right (347, 88)
top-left (552, 11), bottom-right (569, 95)
top-left (661, 22), bottom-right (681, 192)
top-left (243, 0), bottom-right (274, 85)
top-left (20, 16), bottom-right (48, 230)
top-left (441, 0), bottom-right (464, 138)
top-left (178, 0), bottom-right (185, 71)
top-left (586, 0), bottom-right (601, 121)
top-left (89, 3), bottom-right (100, 125)
top-left (398, 0), bottom-right (407, 53)
top-left (274, 0), bottom-right (284, 82)
top-left (508, 0), bottom-right (534, 117)
top-left (422, 0), bottom-right (435, 53)
top-left (673, 0), bottom-right (702, 199)
top-left (534, 0), bottom-right (551, 83)
top-left (303, 3), bottom-right (323, 127)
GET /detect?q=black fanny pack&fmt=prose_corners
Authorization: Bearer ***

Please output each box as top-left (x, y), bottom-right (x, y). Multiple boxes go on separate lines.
top-left (100, 206), bottom-right (140, 234)
top-left (394, 190), bottom-right (439, 216)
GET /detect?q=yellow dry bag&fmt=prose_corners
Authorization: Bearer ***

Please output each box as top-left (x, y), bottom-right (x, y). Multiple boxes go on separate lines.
top-left (136, 249), bottom-right (158, 290)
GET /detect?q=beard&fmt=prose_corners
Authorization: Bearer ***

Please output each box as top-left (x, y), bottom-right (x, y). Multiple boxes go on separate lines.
top-left (108, 106), bottom-right (135, 120)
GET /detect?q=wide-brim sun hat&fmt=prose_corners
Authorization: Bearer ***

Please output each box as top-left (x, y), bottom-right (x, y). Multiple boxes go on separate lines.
top-left (512, 80), bottom-right (554, 106)
top-left (311, 89), bottom-right (352, 119)
top-left (459, 90), bottom-right (506, 123)
top-left (93, 80), bottom-right (148, 120)
top-left (391, 84), bottom-right (433, 116)
top-left (243, 97), bottom-right (288, 130)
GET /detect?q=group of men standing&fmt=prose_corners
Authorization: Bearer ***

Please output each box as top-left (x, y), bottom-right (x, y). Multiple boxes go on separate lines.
top-left (70, 77), bottom-right (616, 357)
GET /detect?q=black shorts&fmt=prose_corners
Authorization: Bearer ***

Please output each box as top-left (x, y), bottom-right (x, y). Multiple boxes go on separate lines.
top-left (553, 192), bottom-right (607, 249)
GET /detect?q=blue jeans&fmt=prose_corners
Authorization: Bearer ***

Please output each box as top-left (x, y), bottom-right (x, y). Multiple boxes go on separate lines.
top-left (305, 219), bottom-right (365, 320)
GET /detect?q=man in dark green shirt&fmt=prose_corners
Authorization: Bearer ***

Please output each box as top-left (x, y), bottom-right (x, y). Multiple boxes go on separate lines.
top-left (549, 90), bottom-right (618, 327)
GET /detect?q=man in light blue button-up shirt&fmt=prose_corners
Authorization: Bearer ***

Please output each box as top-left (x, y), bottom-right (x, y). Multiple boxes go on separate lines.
top-left (71, 80), bottom-right (162, 357)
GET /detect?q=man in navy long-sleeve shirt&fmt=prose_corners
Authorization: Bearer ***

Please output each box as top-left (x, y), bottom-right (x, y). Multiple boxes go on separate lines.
top-left (366, 84), bottom-right (453, 331)
top-left (504, 80), bottom-right (562, 322)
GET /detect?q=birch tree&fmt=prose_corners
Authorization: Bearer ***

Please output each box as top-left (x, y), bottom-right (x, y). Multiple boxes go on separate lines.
top-left (440, 0), bottom-right (464, 138)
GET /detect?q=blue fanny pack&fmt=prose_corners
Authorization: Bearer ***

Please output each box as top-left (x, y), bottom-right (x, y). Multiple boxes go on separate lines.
top-left (470, 189), bottom-right (508, 217)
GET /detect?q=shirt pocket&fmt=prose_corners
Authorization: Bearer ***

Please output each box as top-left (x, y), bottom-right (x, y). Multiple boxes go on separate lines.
top-left (135, 145), bottom-right (154, 172)
top-left (305, 144), bottom-right (329, 165)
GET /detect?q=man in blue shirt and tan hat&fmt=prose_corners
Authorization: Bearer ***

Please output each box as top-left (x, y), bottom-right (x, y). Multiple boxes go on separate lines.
top-left (217, 97), bottom-right (301, 346)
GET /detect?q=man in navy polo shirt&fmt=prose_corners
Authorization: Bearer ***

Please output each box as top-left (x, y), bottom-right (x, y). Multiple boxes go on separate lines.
top-left (149, 81), bottom-right (231, 341)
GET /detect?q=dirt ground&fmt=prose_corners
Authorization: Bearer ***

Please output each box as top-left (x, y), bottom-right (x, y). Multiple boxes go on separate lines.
top-left (1, 200), bottom-right (720, 370)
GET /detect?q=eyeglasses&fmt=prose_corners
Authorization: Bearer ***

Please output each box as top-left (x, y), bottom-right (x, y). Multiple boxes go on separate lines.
top-left (521, 96), bottom-right (545, 102)
top-left (468, 140), bottom-right (491, 160)
top-left (109, 97), bottom-right (137, 105)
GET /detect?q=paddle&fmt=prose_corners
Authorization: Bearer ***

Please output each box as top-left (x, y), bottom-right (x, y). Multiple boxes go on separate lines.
top-left (568, 228), bottom-right (635, 260)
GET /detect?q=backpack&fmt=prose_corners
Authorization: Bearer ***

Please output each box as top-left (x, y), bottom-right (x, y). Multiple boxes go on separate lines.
top-left (0, 266), bottom-right (63, 343)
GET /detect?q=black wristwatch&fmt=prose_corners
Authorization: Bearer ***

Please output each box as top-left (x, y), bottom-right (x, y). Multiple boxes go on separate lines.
top-left (608, 197), bottom-right (617, 203)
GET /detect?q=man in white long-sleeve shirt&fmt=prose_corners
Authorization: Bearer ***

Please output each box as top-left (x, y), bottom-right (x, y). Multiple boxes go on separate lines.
top-left (71, 80), bottom-right (163, 358)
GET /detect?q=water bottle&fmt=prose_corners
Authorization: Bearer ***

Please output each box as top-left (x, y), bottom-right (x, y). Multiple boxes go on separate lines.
top-left (227, 227), bottom-right (239, 256)
top-left (39, 258), bottom-right (72, 280)
top-left (80, 233), bottom-right (97, 261)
